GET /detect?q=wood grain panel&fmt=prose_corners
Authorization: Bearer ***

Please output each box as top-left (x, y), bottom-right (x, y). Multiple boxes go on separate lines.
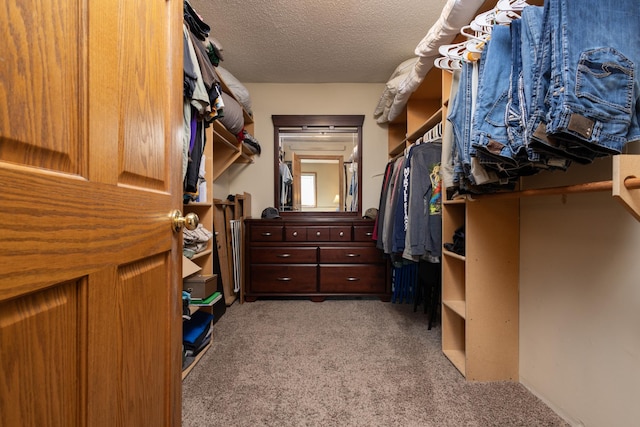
top-left (0, 0), bottom-right (182, 424)
top-left (86, 255), bottom-right (169, 426)
top-left (116, 0), bottom-right (171, 190)
top-left (353, 225), bottom-right (374, 241)
top-left (0, 281), bottom-right (79, 427)
top-left (0, 165), bottom-right (173, 300)
top-left (319, 265), bottom-right (386, 293)
top-left (250, 265), bottom-right (317, 292)
top-left (250, 226), bottom-right (284, 242)
top-left (318, 247), bottom-right (384, 264)
top-left (250, 247), bottom-right (317, 264)
top-left (0, 0), bottom-right (83, 176)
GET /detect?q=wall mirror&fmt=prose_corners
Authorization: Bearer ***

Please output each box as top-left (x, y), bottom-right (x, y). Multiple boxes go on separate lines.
top-left (273, 115), bottom-right (364, 216)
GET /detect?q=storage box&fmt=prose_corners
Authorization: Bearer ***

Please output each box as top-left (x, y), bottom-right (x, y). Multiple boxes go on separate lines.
top-left (183, 274), bottom-right (218, 299)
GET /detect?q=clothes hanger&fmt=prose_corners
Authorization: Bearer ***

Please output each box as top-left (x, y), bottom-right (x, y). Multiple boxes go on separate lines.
top-left (434, 56), bottom-right (462, 71)
top-left (460, 24), bottom-right (490, 44)
top-left (438, 39), bottom-right (482, 65)
top-left (496, 0), bottom-right (529, 12)
top-left (438, 41), bottom-right (469, 62)
top-left (495, 9), bottom-right (522, 24)
top-left (473, 9), bottom-right (498, 28)
top-left (423, 122), bottom-right (443, 143)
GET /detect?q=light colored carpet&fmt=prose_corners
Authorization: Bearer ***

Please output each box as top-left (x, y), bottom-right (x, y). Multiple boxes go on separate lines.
top-left (182, 299), bottom-right (568, 427)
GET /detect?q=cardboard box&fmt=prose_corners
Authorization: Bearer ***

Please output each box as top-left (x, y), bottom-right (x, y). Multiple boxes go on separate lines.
top-left (183, 274), bottom-right (218, 300)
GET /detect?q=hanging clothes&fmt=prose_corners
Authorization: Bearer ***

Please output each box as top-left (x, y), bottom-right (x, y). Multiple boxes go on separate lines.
top-left (403, 142), bottom-right (442, 260)
top-left (279, 160), bottom-right (293, 208)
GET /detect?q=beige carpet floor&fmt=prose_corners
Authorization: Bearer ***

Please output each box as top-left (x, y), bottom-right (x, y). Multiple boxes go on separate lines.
top-left (182, 299), bottom-right (568, 427)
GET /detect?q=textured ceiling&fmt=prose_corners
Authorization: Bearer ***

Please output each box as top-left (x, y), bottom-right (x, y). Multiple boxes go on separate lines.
top-left (187, 0), bottom-right (449, 83)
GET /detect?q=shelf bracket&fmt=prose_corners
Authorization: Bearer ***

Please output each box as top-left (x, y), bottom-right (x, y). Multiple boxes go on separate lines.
top-left (612, 154), bottom-right (640, 222)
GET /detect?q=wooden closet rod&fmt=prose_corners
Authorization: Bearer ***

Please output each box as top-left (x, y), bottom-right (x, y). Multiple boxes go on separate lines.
top-left (469, 176), bottom-right (640, 201)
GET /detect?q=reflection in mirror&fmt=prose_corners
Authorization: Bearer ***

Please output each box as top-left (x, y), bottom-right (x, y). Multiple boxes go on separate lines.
top-left (273, 115), bottom-right (364, 216)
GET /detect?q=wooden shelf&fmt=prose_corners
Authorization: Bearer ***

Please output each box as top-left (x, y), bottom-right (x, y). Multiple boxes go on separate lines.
top-left (190, 249), bottom-right (213, 261)
top-left (443, 197), bottom-right (467, 205)
top-left (443, 300), bottom-right (466, 318)
top-left (387, 67), bottom-right (443, 159)
top-left (442, 249), bottom-right (465, 262)
top-left (406, 108), bottom-right (443, 142)
top-left (184, 202), bottom-right (210, 208)
top-left (208, 69), bottom-right (256, 181)
top-left (387, 37), bottom-right (519, 381)
top-left (181, 341), bottom-right (212, 380)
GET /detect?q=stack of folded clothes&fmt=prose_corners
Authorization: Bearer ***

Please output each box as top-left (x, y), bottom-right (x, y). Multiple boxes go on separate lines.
top-left (242, 129), bottom-right (261, 155)
top-left (182, 310), bottom-right (214, 367)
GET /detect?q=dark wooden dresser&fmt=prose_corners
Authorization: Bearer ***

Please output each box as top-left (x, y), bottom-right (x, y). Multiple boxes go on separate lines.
top-left (244, 217), bottom-right (390, 301)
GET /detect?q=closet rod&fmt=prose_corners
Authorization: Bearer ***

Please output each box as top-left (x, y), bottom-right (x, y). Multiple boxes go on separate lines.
top-left (469, 176), bottom-right (640, 201)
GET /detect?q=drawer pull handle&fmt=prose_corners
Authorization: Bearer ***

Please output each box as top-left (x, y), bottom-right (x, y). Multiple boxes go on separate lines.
top-left (366, 232), bottom-right (373, 236)
top-left (346, 253), bottom-right (360, 257)
top-left (339, 231), bottom-right (344, 237)
top-left (316, 231), bottom-right (321, 236)
top-left (292, 231), bottom-right (298, 237)
top-left (277, 253), bottom-right (291, 258)
top-left (277, 277), bottom-right (292, 282)
top-left (347, 277), bottom-right (360, 281)
top-left (261, 232), bottom-right (272, 236)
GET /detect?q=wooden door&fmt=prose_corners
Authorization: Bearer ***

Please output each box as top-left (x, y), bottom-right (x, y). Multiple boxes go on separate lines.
top-left (292, 152), bottom-right (302, 211)
top-left (0, 1), bottom-right (183, 426)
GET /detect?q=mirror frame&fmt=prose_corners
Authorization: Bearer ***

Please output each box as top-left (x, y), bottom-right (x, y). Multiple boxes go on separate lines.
top-left (273, 114), bottom-right (364, 217)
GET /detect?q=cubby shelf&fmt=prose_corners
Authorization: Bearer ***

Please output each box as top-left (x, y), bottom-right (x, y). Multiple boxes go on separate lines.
top-left (388, 62), bottom-right (519, 382)
top-left (209, 73), bottom-right (256, 182)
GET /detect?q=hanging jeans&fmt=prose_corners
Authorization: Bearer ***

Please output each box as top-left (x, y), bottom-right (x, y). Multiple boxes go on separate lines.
top-left (471, 24), bottom-right (523, 176)
top-left (448, 60), bottom-right (475, 184)
top-left (516, 6), bottom-right (568, 170)
top-left (529, 0), bottom-right (640, 160)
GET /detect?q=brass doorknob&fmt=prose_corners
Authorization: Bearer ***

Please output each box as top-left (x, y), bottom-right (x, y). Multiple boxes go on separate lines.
top-left (171, 210), bottom-right (199, 232)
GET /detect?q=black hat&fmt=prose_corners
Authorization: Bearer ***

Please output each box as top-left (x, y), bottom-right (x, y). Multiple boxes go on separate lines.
top-left (261, 207), bottom-right (281, 219)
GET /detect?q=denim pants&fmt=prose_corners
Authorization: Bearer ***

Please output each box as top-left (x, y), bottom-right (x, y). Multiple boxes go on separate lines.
top-left (472, 24), bottom-right (518, 168)
top-left (448, 60), bottom-right (474, 183)
top-left (441, 69), bottom-right (460, 190)
top-left (529, 0), bottom-right (640, 159)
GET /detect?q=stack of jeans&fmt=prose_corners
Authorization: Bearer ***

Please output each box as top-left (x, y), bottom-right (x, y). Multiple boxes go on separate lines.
top-left (447, 0), bottom-right (640, 194)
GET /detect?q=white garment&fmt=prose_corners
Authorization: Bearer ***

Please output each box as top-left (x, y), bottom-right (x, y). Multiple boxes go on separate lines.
top-left (280, 161), bottom-right (293, 207)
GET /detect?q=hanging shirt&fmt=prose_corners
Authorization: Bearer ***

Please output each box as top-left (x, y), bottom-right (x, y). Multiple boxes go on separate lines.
top-left (403, 143), bottom-right (442, 259)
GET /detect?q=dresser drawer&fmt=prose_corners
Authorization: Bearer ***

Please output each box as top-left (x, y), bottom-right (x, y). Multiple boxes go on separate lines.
top-left (306, 226), bottom-right (351, 242)
top-left (284, 226), bottom-right (307, 242)
top-left (250, 265), bottom-right (317, 293)
top-left (318, 265), bottom-right (387, 293)
top-left (251, 247), bottom-right (317, 264)
top-left (330, 226), bottom-right (352, 241)
top-left (250, 225), bottom-right (283, 242)
top-left (353, 225), bottom-right (375, 241)
top-left (306, 226), bottom-right (332, 241)
top-left (319, 247), bottom-right (384, 264)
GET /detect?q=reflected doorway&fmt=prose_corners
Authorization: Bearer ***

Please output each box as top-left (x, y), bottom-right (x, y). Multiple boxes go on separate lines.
top-left (292, 154), bottom-right (344, 212)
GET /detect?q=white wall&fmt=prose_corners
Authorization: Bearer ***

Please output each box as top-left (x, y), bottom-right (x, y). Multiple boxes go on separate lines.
top-left (217, 83), bottom-right (388, 218)
top-left (519, 147), bottom-right (640, 427)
